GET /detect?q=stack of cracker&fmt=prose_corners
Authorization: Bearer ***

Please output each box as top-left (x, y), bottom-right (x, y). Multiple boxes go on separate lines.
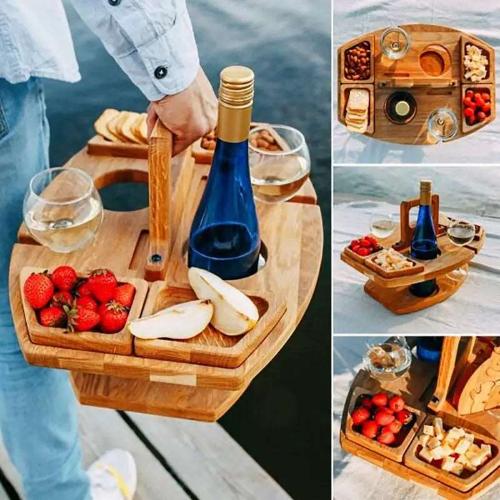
top-left (94, 109), bottom-right (148, 144)
top-left (345, 89), bottom-right (369, 134)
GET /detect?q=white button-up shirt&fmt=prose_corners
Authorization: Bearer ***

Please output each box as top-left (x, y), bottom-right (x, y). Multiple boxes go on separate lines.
top-left (0, 0), bottom-right (199, 100)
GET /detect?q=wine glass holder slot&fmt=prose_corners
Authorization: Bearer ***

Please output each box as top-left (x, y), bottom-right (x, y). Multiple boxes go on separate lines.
top-left (9, 121), bottom-right (323, 422)
top-left (337, 24), bottom-right (496, 145)
top-left (340, 193), bottom-right (486, 314)
top-left (339, 336), bottom-right (500, 499)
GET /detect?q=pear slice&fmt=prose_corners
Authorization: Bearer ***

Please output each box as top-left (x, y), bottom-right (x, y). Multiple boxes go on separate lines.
top-left (188, 267), bottom-right (259, 336)
top-left (129, 299), bottom-right (213, 340)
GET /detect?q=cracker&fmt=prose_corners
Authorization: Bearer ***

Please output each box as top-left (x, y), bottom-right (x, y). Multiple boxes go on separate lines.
top-left (94, 108), bottom-right (120, 142)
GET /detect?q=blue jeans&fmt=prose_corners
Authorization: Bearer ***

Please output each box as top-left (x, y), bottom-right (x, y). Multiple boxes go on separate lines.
top-left (0, 78), bottom-right (90, 500)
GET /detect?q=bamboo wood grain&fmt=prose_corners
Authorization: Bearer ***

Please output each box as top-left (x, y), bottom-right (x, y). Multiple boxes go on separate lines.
top-left (337, 24), bottom-right (496, 144)
top-left (133, 284), bottom-right (287, 368)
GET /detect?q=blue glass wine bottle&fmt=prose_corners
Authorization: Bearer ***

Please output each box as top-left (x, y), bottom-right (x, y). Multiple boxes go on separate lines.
top-left (188, 66), bottom-right (260, 280)
top-left (410, 180), bottom-right (439, 297)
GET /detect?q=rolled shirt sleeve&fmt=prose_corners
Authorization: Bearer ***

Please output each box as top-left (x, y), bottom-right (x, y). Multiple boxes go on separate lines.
top-left (69, 0), bottom-right (200, 100)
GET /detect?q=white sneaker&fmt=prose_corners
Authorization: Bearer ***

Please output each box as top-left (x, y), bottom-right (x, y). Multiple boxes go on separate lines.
top-left (88, 449), bottom-right (137, 500)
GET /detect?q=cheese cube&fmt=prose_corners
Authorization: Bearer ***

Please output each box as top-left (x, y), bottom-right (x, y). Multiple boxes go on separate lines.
top-left (457, 454), bottom-right (469, 465)
top-left (465, 443), bottom-right (481, 459)
top-left (444, 436), bottom-right (459, 449)
top-left (450, 462), bottom-right (464, 476)
top-left (419, 434), bottom-right (430, 447)
top-left (481, 444), bottom-right (492, 457)
top-left (441, 456), bottom-right (455, 472)
top-left (428, 437), bottom-right (441, 450)
top-left (433, 418), bottom-right (444, 439)
top-left (431, 446), bottom-right (446, 460)
top-left (464, 433), bottom-right (475, 443)
top-left (455, 437), bottom-right (472, 455)
top-left (419, 447), bottom-right (434, 463)
top-left (470, 449), bottom-right (489, 467)
top-left (446, 428), bottom-right (462, 441)
top-left (464, 461), bottom-right (478, 473)
top-left (455, 427), bottom-right (466, 438)
top-left (441, 445), bottom-right (454, 457)
top-left (423, 425), bottom-right (434, 436)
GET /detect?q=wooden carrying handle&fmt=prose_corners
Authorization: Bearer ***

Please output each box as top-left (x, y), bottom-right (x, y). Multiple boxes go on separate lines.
top-left (145, 120), bottom-right (173, 281)
top-left (394, 194), bottom-right (440, 251)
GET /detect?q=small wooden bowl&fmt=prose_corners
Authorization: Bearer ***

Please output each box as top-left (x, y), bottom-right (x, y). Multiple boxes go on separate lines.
top-left (345, 386), bottom-right (427, 463)
top-left (461, 84), bottom-right (496, 134)
top-left (338, 84), bottom-right (375, 135)
top-left (461, 35), bottom-right (494, 84)
top-left (404, 414), bottom-right (500, 493)
top-left (339, 34), bottom-right (375, 84)
top-left (20, 266), bottom-right (148, 355)
top-left (133, 283), bottom-right (286, 368)
top-left (365, 251), bottom-right (424, 278)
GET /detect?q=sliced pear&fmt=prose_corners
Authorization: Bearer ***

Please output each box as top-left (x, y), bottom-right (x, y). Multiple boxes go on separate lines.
top-left (188, 267), bottom-right (259, 336)
top-left (129, 299), bottom-right (213, 340)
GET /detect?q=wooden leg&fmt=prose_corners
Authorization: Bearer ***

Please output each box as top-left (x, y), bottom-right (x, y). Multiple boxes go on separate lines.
top-left (70, 372), bottom-right (246, 422)
top-left (364, 270), bottom-right (467, 314)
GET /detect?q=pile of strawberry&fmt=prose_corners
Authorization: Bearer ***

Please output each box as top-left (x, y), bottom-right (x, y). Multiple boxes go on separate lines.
top-left (350, 392), bottom-right (415, 446)
top-left (23, 266), bottom-right (135, 333)
top-left (348, 235), bottom-right (381, 257)
top-left (463, 89), bottom-right (491, 126)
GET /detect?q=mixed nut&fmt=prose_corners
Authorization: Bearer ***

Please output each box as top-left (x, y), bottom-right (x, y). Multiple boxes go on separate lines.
top-left (201, 128), bottom-right (283, 153)
top-left (344, 41), bottom-right (371, 81)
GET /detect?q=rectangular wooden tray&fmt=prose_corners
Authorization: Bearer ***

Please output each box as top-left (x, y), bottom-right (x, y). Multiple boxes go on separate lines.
top-left (461, 35), bottom-right (495, 84)
top-left (339, 34), bottom-right (375, 85)
top-left (342, 246), bottom-right (380, 265)
top-left (338, 84), bottom-right (375, 135)
top-left (87, 135), bottom-right (148, 159)
top-left (133, 283), bottom-right (286, 368)
top-left (404, 414), bottom-right (500, 493)
top-left (20, 266), bottom-right (148, 355)
top-left (344, 386), bottom-right (427, 463)
top-left (461, 83), bottom-right (496, 134)
top-left (365, 251), bottom-right (424, 278)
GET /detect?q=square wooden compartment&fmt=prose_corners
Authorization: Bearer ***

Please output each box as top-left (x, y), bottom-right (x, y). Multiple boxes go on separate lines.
top-left (133, 282), bottom-right (286, 368)
top-left (460, 83), bottom-right (496, 134)
top-left (365, 251), bottom-right (424, 278)
top-left (338, 84), bottom-right (375, 135)
top-left (345, 386), bottom-right (427, 463)
top-left (460, 35), bottom-right (495, 85)
top-left (339, 34), bottom-right (375, 85)
top-left (20, 266), bottom-right (148, 355)
top-left (404, 414), bottom-right (500, 493)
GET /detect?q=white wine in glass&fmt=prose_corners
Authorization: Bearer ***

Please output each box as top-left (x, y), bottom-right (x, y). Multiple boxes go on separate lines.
top-left (370, 214), bottom-right (396, 239)
top-left (24, 168), bottom-right (103, 253)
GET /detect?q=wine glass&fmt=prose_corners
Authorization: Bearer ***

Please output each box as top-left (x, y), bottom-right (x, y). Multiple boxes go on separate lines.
top-left (427, 108), bottom-right (458, 143)
top-left (23, 167), bottom-right (103, 253)
top-left (364, 337), bottom-right (412, 381)
top-left (446, 220), bottom-right (475, 281)
top-left (369, 213), bottom-right (396, 239)
top-left (249, 125), bottom-right (311, 203)
top-left (380, 26), bottom-right (411, 60)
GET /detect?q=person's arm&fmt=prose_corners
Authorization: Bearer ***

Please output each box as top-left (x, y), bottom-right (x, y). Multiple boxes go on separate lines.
top-left (70, 0), bottom-right (216, 155)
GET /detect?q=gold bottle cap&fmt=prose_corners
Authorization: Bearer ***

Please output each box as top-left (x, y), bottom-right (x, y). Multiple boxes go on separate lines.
top-left (219, 66), bottom-right (254, 108)
top-left (420, 180), bottom-right (432, 192)
top-left (395, 100), bottom-right (410, 117)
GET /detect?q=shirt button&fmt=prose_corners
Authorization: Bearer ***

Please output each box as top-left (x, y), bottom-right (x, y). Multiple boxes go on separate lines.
top-left (154, 66), bottom-right (168, 79)
top-left (108, 0), bottom-right (121, 5)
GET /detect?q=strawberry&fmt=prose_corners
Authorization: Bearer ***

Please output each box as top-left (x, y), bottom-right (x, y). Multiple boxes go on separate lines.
top-left (24, 271), bottom-right (54, 309)
top-left (66, 304), bottom-right (100, 332)
top-left (359, 395), bottom-right (373, 409)
top-left (481, 92), bottom-right (490, 102)
top-left (357, 247), bottom-right (370, 257)
top-left (375, 409), bottom-right (395, 426)
top-left (39, 306), bottom-right (66, 327)
top-left (75, 296), bottom-right (98, 312)
top-left (113, 283), bottom-right (135, 309)
top-left (88, 269), bottom-right (117, 303)
top-left (351, 407), bottom-right (370, 426)
top-left (51, 265), bottom-right (78, 291)
top-left (51, 290), bottom-right (73, 308)
top-left (359, 238), bottom-right (371, 248)
top-left (388, 395), bottom-right (405, 413)
top-left (371, 392), bottom-right (388, 407)
top-left (395, 409), bottom-right (413, 425)
top-left (361, 420), bottom-right (378, 439)
top-left (76, 279), bottom-right (93, 297)
top-left (385, 420), bottom-right (402, 434)
top-left (377, 430), bottom-right (395, 445)
top-left (98, 301), bottom-right (128, 333)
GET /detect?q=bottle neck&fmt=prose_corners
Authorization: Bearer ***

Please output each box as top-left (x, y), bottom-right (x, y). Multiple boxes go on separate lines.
top-left (420, 190), bottom-right (431, 206)
top-left (217, 102), bottom-right (252, 143)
